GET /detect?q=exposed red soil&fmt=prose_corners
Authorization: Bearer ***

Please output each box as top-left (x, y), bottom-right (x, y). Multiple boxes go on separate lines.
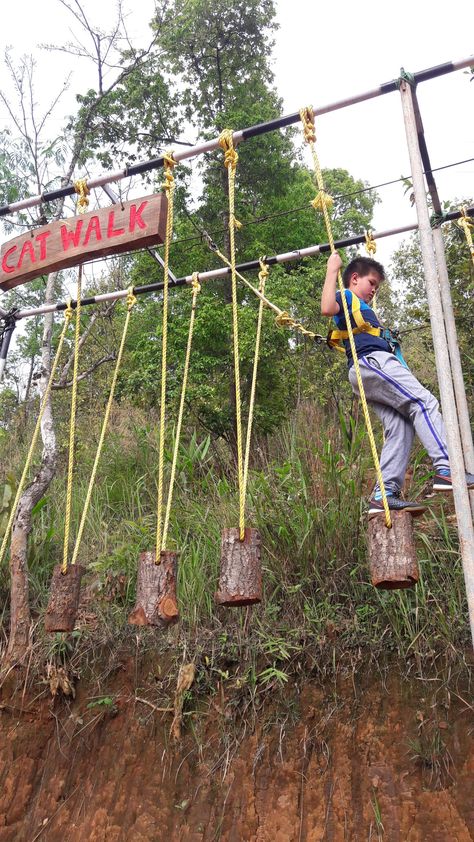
top-left (0, 658), bottom-right (473, 841)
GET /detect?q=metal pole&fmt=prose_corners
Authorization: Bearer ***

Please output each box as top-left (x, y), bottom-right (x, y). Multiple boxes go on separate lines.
top-left (432, 227), bottom-right (474, 475)
top-left (400, 79), bottom-right (474, 649)
top-left (0, 316), bottom-right (16, 385)
top-left (5, 208), bottom-right (472, 321)
top-left (409, 89), bottom-right (474, 500)
top-left (1, 55), bottom-right (472, 220)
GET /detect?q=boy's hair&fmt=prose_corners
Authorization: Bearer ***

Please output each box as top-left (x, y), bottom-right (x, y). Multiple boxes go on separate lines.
top-left (342, 256), bottom-right (385, 288)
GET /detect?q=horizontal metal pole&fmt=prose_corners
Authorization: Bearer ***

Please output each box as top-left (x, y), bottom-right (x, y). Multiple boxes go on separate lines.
top-left (0, 55), bottom-right (472, 220)
top-left (7, 205), bottom-right (472, 322)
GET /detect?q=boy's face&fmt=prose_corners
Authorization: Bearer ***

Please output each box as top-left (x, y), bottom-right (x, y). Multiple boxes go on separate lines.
top-left (349, 270), bottom-right (382, 304)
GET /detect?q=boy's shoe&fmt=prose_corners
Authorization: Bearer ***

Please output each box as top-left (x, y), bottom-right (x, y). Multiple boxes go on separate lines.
top-left (432, 471), bottom-right (474, 492)
top-left (368, 495), bottom-right (426, 517)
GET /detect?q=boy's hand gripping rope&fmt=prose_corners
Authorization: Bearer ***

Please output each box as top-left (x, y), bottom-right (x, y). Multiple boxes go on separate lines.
top-left (70, 289), bottom-right (137, 568)
top-left (161, 273), bottom-right (201, 551)
top-left (300, 106), bottom-right (392, 528)
top-left (0, 303), bottom-right (74, 567)
top-left (218, 129), bottom-right (246, 541)
top-left (156, 152), bottom-right (176, 561)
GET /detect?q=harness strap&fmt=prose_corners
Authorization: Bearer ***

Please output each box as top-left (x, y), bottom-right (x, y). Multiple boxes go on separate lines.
top-left (328, 291), bottom-right (381, 351)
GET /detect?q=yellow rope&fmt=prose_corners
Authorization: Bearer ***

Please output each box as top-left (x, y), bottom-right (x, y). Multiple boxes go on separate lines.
top-left (218, 129), bottom-right (246, 540)
top-left (62, 266), bottom-right (83, 572)
top-left (364, 230), bottom-right (377, 255)
top-left (300, 106), bottom-right (391, 528)
top-left (74, 179), bottom-right (90, 213)
top-left (0, 304), bottom-right (73, 567)
top-left (161, 274), bottom-right (201, 551)
top-left (242, 258), bottom-right (268, 505)
top-left (458, 206), bottom-right (474, 268)
top-left (156, 151), bottom-right (176, 562)
top-left (70, 289), bottom-right (137, 567)
top-left (210, 244), bottom-right (323, 341)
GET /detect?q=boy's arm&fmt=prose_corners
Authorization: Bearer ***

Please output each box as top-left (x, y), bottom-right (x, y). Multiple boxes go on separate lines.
top-left (321, 252), bottom-right (343, 316)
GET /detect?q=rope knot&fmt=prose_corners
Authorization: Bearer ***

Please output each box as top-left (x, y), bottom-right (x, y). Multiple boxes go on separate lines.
top-left (162, 151), bottom-right (176, 194)
top-left (126, 287), bottom-right (137, 310)
top-left (64, 298), bottom-right (74, 321)
top-left (218, 129), bottom-right (239, 171)
top-left (258, 257), bottom-right (269, 288)
top-left (74, 179), bottom-right (90, 213)
top-left (311, 191), bottom-right (334, 212)
top-left (191, 271), bottom-right (201, 293)
top-left (364, 230), bottom-right (377, 255)
top-left (299, 106), bottom-right (316, 144)
top-left (275, 310), bottom-right (294, 328)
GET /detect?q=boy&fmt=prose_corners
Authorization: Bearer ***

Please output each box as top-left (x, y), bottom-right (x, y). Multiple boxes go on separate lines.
top-left (321, 252), bottom-right (474, 515)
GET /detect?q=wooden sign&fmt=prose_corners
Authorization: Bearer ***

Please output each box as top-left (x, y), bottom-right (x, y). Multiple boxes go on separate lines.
top-left (0, 193), bottom-right (168, 292)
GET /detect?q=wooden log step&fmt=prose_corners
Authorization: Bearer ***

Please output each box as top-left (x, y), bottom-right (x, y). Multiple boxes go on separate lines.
top-left (128, 550), bottom-right (179, 627)
top-left (368, 510), bottom-right (419, 590)
top-left (45, 564), bottom-right (85, 632)
top-left (215, 527), bottom-right (262, 606)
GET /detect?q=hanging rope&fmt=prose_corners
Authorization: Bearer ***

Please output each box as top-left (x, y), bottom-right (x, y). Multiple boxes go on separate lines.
top-left (205, 238), bottom-right (324, 342)
top-left (300, 106), bottom-right (392, 528)
top-left (69, 289), bottom-right (137, 567)
top-left (242, 258), bottom-right (268, 505)
top-left (218, 129), bottom-right (245, 540)
top-left (0, 303), bottom-right (74, 567)
top-left (161, 274), bottom-right (201, 551)
top-left (458, 206), bottom-right (474, 268)
top-left (155, 151), bottom-right (176, 562)
top-left (62, 265), bottom-right (84, 572)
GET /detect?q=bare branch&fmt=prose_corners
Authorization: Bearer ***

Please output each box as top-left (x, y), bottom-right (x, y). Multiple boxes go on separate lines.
top-left (52, 353), bottom-right (116, 389)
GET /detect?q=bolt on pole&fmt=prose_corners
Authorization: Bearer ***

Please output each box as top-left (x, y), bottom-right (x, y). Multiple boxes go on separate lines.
top-left (399, 78), bottom-right (474, 649)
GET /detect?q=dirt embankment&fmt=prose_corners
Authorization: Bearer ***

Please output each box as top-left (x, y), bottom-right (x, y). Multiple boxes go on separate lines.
top-left (0, 657), bottom-right (473, 841)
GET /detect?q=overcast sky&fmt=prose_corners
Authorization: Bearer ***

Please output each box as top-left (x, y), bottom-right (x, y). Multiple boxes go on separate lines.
top-left (1, 0), bottom-right (473, 275)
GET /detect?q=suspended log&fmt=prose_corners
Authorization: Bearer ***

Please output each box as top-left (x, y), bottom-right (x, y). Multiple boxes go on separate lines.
top-left (45, 564), bottom-right (85, 632)
top-left (368, 511), bottom-right (419, 589)
top-left (216, 527), bottom-right (262, 606)
top-left (128, 550), bottom-right (179, 627)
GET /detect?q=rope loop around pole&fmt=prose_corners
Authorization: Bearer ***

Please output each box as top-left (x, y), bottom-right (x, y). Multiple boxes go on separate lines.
top-left (364, 230), bottom-right (377, 255)
top-left (74, 179), bottom-right (90, 213)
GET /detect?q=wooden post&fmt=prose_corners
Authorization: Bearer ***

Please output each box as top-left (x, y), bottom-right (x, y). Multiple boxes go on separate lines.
top-left (128, 550), bottom-right (179, 627)
top-left (368, 512), bottom-right (419, 590)
top-left (216, 528), bottom-right (262, 606)
top-left (45, 564), bottom-right (85, 632)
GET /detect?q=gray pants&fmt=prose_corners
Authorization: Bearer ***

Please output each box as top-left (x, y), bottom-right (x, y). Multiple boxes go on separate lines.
top-left (348, 351), bottom-right (450, 495)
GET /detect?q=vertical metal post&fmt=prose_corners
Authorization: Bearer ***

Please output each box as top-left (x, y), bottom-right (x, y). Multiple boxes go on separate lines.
top-left (400, 79), bottom-right (474, 649)
top-left (432, 227), bottom-right (474, 478)
top-left (0, 317), bottom-right (16, 385)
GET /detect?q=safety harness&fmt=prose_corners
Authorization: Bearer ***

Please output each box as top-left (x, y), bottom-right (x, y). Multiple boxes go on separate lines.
top-left (327, 291), bottom-right (408, 368)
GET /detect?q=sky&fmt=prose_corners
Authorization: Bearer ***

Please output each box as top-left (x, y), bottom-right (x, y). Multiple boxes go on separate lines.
top-left (0, 0), bottom-right (473, 282)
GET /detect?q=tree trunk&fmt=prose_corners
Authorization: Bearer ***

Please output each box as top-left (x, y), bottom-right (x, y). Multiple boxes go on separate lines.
top-left (4, 274), bottom-right (58, 666)
top-left (216, 528), bottom-right (262, 606)
top-left (128, 551), bottom-right (179, 627)
top-left (368, 511), bottom-right (419, 590)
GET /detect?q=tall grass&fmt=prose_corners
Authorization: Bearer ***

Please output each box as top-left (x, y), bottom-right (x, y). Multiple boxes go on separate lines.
top-left (1, 401), bottom-right (471, 670)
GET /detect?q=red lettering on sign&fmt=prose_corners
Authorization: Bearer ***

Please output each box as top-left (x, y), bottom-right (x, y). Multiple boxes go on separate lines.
top-left (36, 231), bottom-right (51, 260)
top-left (1, 246), bottom-right (18, 274)
top-left (83, 216), bottom-right (102, 247)
top-left (18, 240), bottom-right (36, 270)
top-left (107, 211), bottom-right (125, 239)
top-left (61, 220), bottom-right (84, 251)
top-left (129, 201), bottom-right (148, 232)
